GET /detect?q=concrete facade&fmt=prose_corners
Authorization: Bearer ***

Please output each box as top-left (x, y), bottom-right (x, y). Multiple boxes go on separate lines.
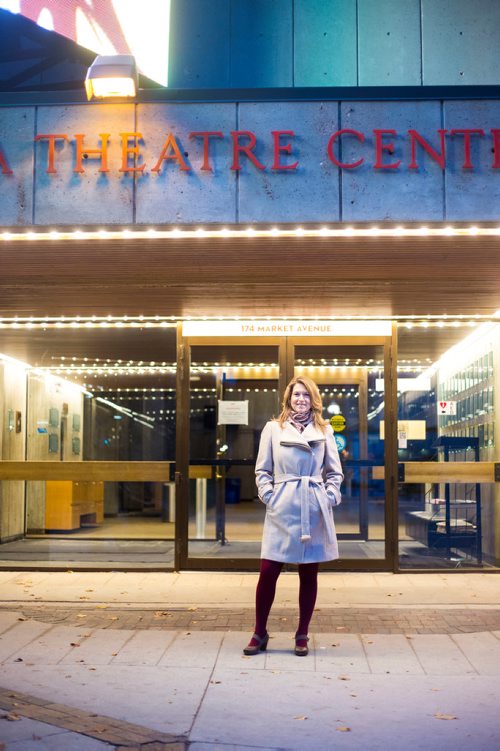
top-left (2, 99), bottom-right (500, 227)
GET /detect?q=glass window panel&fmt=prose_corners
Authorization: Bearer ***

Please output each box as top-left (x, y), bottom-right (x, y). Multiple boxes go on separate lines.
top-left (188, 345), bottom-right (280, 561)
top-left (398, 324), bottom-right (498, 571)
top-left (0, 325), bottom-right (177, 570)
top-left (295, 343), bottom-right (387, 562)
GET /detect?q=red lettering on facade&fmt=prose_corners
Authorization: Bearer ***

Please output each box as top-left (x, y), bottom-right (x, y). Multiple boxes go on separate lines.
top-left (408, 129), bottom-right (447, 170)
top-left (271, 130), bottom-right (298, 170)
top-left (327, 129), bottom-right (365, 169)
top-left (230, 131), bottom-right (266, 171)
top-left (491, 129), bottom-right (500, 168)
top-left (119, 132), bottom-right (145, 173)
top-left (373, 129), bottom-right (401, 169)
top-left (34, 134), bottom-right (68, 174)
top-left (73, 134), bottom-right (110, 173)
top-left (0, 144), bottom-right (13, 174)
top-left (189, 131), bottom-right (224, 171)
top-left (450, 129), bottom-right (485, 169)
top-left (21, 124), bottom-right (500, 177)
top-left (151, 132), bottom-right (191, 172)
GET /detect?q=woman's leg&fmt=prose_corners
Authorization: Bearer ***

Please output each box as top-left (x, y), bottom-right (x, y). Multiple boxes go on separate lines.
top-left (248, 558), bottom-right (283, 645)
top-left (296, 562), bottom-right (319, 646)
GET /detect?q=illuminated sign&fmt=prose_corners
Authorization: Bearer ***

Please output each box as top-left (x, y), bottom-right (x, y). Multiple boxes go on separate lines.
top-left (330, 414), bottom-right (346, 432)
top-left (1, 1), bottom-right (170, 85)
top-left (182, 321), bottom-right (393, 337)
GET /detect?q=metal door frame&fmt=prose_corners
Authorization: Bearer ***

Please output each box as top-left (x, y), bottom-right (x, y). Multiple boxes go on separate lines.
top-left (175, 325), bottom-right (398, 572)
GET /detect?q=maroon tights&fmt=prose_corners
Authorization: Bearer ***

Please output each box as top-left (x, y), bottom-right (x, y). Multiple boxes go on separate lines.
top-left (252, 558), bottom-right (319, 643)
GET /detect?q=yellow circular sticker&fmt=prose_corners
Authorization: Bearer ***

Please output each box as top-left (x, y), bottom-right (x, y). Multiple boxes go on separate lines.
top-left (330, 414), bottom-right (346, 432)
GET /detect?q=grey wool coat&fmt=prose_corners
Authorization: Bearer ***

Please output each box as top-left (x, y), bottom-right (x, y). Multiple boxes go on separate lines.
top-left (255, 419), bottom-right (344, 563)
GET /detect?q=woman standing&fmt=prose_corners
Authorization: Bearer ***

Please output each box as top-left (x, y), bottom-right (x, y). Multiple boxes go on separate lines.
top-left (244, 375), bottom-right (343, 657)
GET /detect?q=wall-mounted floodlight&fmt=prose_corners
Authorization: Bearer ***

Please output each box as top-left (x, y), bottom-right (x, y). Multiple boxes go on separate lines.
top-left (85, 54), bottom-right (138, 100)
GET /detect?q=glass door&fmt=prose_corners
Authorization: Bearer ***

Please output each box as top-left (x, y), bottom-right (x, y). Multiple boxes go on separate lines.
top-left (176, 337), bottom-right (285, 569)
top-left (176, 329), bottom-right (397, 570)
top-left (290, 336), bottom-right (397, 570)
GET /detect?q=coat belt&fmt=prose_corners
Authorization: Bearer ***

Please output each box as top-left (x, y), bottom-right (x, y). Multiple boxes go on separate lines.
top-left (273, 474), bottom-right (334, 545)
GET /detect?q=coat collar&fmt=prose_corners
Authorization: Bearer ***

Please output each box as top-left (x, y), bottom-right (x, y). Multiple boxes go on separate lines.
top-left (279, 421), bottom-right (326, 449)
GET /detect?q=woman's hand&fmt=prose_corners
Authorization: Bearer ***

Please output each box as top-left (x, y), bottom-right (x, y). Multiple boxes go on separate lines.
top-left (326, 488), bottom-right (341, 507)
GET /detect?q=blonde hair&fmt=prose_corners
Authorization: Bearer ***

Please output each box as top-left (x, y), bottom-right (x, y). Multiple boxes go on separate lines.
top-left (277, 375), bottom-right (327, 433)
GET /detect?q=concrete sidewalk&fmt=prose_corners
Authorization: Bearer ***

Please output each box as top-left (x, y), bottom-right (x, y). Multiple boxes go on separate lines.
top-left (0, 571), bottom-right (499, 750)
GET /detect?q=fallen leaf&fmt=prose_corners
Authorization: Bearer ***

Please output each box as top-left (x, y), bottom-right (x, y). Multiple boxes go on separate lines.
top-left (17, 617), bottom-right (27, 622)
top-left (293, 715), bottom-right (308, 721)
top-left (85, 589), bottom-right (94, 592)
top-left (188, 607), bottom-right (197, 612)
top-left (111, 652), bottom-right (118, 656)
top-left (70, 643), bottom-right (80, 648)
top-left (2, 713), bottom-right (22, 722)
top-left (13, 658), bottom-right (23, 663)
top-left (336, 726), bottom-right (351, 732)
top-left (108, 617), bottom-right (119, 621)
top-left (79, 596), bottom-right (90, 601)
top-left (76, 614), bottom-right (87, 619)
top-left (434, 713), bottom-right (458, 721)
top-left (96, 605), bottom-right (108, 609)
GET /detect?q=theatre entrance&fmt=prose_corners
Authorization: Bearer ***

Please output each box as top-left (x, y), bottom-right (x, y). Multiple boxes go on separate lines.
top-left (175, 322), bottom-right (398, 571)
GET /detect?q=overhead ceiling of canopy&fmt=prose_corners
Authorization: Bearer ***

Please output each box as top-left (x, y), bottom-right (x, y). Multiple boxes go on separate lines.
top-left (1, 231), bottom-right (496, 388)
top-left (1, 232), bottom-right (499, 319)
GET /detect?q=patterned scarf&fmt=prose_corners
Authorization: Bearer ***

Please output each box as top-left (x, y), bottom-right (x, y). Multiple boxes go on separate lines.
top-left (288, 409), bottom-right (313, 433)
